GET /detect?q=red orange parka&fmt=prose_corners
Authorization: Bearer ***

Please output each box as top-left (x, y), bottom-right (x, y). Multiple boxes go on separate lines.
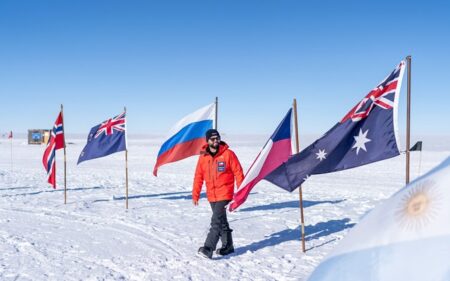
top-left (192, 141), bottom-right (244, 202)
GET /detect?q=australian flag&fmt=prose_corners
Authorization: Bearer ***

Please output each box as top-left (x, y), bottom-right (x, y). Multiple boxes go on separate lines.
top-left (265, 61), bottom-right (406, 191)
top-left (78, 112), bottom-right (127, 164)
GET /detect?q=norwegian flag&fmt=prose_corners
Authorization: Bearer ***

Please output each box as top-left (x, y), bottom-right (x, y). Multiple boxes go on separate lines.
top-left (266, 61), bottom-right (406, 191)
top-left (42, 112), bottom-right (65, 188)
top-left (78, 112), bottom-right (127, 164)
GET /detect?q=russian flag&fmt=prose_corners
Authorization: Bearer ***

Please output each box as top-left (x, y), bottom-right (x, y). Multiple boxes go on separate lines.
top-left (229, 109), bottom-right (292, 211)
top-left (153, 103), bottom-right (215, 176)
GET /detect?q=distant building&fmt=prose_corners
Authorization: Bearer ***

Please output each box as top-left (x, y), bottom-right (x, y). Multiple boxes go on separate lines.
top-left (28, 129), bottom-right (51, 145)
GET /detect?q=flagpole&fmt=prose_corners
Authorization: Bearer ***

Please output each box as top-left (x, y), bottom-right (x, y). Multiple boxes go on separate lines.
top-left (125, 106), bottom-right (129, 209)
top-left (293, 98), bottom-right (306, 253)
top-left (418, 149), bottom-right (422, 176)
top-left (215, 97), bottom-right (218, 130)
top-left (61, 104), bottom-right (67, 204)
top-left (406, 56), bottom-right (412, 184)
top-left (10, 131), bottom-right (13, 174)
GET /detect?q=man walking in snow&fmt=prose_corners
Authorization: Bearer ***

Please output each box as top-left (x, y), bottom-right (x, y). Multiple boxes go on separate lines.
top-left (192, 129), bottom-right (244, 259)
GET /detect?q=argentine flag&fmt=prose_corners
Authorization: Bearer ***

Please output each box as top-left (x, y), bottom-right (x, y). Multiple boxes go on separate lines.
top-left (308, 157), bottom-right (450, 281)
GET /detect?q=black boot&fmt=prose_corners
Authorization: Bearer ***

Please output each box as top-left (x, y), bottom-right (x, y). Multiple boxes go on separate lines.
top-left (216, 230), bottom-right (234, 256)
top-left (198, 246), bottom-right (213, 259)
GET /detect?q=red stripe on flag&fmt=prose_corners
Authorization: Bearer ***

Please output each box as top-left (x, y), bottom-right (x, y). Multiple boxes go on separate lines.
top-left (340, 80), bottom-right (398, 123)
top-left (153, 137), bottom-right (206, 176)
top-left (229, 138), bottom-right (291, 211)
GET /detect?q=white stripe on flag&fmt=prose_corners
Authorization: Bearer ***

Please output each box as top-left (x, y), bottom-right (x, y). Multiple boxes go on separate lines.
top-left (168, 103), bottom-right (215, 137)
top-left (238, 140), bottom-right (274, 190)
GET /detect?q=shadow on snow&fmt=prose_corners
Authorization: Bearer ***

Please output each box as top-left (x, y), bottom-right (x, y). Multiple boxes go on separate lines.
top-left (0, 186), bottom-right (114, 197)
top-left (0, 186), bottom-right (35, 191)
top-left (113, 191), bottom-right (204, 201)
top-left (238, 199), bottom-right (345, 212)
top-left (223, 218), bottom-right (355, 258)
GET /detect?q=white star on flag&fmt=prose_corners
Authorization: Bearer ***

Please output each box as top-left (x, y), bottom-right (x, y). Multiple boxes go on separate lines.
top-left (316, 149), bottom-right (327, 161)
top-left (352, 129), bottom-right (371, 155)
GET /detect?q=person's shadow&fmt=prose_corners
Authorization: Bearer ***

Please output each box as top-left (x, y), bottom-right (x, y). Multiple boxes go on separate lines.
top-left (220, 218), bottom-right (355, 258)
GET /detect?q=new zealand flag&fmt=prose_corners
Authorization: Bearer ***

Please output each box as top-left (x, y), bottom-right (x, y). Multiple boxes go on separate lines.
top-left (265, 61), bottom-right (406, 191)
top-left (78, 112), bottom-right (127, 164)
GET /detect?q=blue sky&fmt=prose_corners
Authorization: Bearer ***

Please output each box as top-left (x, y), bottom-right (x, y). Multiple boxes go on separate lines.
top-left (1, 0), bottom-right (449, 136)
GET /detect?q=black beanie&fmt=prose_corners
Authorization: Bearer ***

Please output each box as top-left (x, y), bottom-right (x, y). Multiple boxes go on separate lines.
top-left (205, 129), bottom-right (220, 140)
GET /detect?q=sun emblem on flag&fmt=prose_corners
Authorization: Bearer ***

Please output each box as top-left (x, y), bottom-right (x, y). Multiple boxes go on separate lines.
top-left (395, 180), bottom-right (442, 232)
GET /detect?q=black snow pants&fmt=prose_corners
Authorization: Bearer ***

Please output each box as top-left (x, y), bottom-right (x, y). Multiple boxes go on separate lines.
top-left (204, 200), bottom-right (232, 250)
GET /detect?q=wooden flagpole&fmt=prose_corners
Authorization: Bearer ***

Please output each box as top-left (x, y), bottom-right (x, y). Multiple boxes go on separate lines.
top-left (61, 104), bottom-right (68, 204)
top-left (10, 131), bottom-right (13, 174)
top-left (125, 106), bottom-right (129, 209)
top-left (418, 148), bottom-right (422, 176)
top-left (406, 56), bottom-right (412, 184)
top-left (215, 97), bottom-right (218, 130)
top-left (293, 99), bottom-right (306, 252)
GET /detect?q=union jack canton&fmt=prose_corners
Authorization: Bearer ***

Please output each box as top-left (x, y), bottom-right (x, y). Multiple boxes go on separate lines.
top-left (95, 112), bottom-right (126, 138)
top-left (342, 61), bottom-right (404, 122)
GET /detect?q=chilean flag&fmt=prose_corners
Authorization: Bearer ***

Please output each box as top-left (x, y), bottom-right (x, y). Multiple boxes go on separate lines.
top-left (229, 109), bottom-right (292, 211)
top-left (153, 103), bottom-right (215, 176)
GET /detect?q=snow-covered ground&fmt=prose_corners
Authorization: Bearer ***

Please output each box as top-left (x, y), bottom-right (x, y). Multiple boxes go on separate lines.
top-left (0, 135), bottom-right (448, 281)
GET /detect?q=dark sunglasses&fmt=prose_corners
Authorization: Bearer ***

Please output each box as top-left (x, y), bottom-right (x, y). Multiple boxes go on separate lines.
top-left (208, 136), bottom-right (220, 141)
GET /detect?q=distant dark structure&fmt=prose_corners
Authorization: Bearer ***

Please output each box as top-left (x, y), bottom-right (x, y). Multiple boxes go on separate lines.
top-left (410, 141), bottom-right (423, 151)
top-left (28, 129), bottom-right (51, 145)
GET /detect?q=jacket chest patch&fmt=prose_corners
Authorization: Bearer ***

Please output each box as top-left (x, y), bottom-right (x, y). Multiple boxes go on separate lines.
top-left (217, 161), bottom-right (226, 172)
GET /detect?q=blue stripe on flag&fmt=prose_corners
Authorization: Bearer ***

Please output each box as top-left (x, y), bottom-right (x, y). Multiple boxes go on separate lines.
top-left (158, 120), bottom-right (212, 157)
top-left (54, 125), bottom-right (63, 134)
top-left (47, 148), bottom-right (55, 172)
top-left (271, 109), bottom-right (291, 142)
